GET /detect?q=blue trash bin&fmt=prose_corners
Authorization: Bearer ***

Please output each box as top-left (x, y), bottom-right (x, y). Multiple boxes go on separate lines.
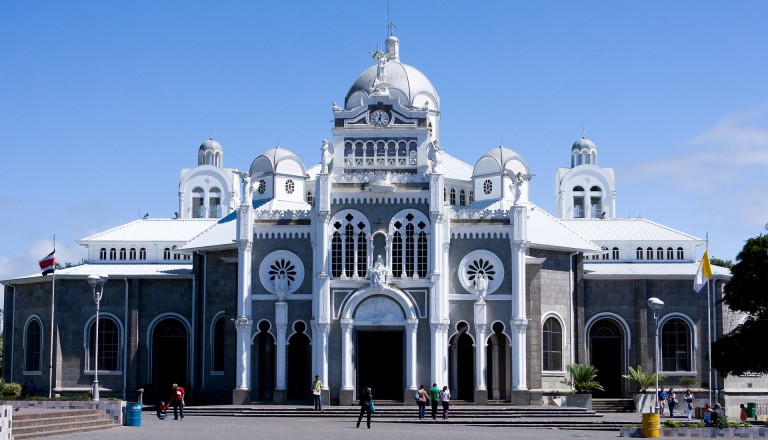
top-left (125, 402), bottom-right (142, 426)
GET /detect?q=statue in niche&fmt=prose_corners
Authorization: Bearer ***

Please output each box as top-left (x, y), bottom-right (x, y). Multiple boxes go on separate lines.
top-left (474, 272), bottom-right (488, 302)
top-left (321, 139), bottom-right (334, 174)
top-left (274, 272), bottom-right (289, 301)
top-left (427, 140), bottom-right (443, 174)
top-left (370, 255), bottom-right (388, 286)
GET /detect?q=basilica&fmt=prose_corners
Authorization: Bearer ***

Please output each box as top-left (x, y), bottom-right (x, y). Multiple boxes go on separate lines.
top-left (4, 33), bottom-right (749, 411)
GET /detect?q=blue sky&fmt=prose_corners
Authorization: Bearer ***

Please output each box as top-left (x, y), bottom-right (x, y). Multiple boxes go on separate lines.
top-left (1, 1), bottom-right (767, 280)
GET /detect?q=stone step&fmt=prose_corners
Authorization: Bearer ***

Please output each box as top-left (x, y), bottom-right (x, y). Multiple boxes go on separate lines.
top-left (591, 398), bottom-right (635, 413)
top-left (12, 409), bottom-right (118, 439)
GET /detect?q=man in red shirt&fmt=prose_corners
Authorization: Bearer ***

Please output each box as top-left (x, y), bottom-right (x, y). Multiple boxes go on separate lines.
top-left (171, 383), bottom-right (185, 420)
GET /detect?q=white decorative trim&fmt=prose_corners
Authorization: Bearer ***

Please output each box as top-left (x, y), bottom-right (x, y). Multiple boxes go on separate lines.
top-left (354, 296), bottom-right (405, 324)
top-left (451, 208), bottom-right (511, 220)
top-left (252, 210), bottom-right (311, 221)
top-left (258, 250), bottom-right (305, 295)
top-left (457, 250), bottom-right (504, 295)
top-left (333, 171), bottom-right (427, 184)
top-left (331, 195), bottom-right (429, 205)
top-left (253, 228), bottom-right (311, 239)
top-left (450, 229), bottom-right (511, 239)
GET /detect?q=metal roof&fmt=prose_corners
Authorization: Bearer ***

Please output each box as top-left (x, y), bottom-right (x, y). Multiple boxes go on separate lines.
top-left (1, 263), bottom-right (193, 285)
top-left (527, 204), bottom-right (602, 252)
top-left (180, 212), bottom-right (237, 252)
top-left (78, 218), bottom-right (218, 243)
top-left (558, 218), bottom-right (703, 243)
top-left (583, 261), bottom-right (731, 279)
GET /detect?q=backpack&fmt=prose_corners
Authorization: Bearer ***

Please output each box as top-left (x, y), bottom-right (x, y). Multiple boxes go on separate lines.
top-left (414, 392), bottom-right (420, 401)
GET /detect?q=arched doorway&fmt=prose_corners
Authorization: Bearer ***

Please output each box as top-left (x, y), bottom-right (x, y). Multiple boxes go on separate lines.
top-left (588, 318), bottom-right (625, 397)
top-left (286, 321), bottom-right (311, 402)
top-left (252, 320), bottom-right (275, 401)
top-left (152, 317), bottom-right (188, 401)
top-left (486, 322), bottom-right (510, 401)
top-left (449, 322), bottom-right (474, 401)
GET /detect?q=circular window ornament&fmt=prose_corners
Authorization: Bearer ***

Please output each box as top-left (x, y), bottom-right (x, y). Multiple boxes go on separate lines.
top-left (285, 179), bottom-right (295, 194)
top-left (257, 180), bottom-right (266, 194)
top-left (483, 179), bottom-right (493, 195)
top-left (457, 250), bottom-right (504, 295)
top-left (259, 250), bottom-right (305, 295)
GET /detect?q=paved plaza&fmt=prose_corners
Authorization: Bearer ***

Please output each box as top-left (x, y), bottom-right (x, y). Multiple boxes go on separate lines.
top-left (54, 413), bottom-right (623, 440)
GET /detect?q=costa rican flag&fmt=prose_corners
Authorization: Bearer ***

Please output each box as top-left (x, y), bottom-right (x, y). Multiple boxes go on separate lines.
top-left (39, 251), bottom-right (55, 276)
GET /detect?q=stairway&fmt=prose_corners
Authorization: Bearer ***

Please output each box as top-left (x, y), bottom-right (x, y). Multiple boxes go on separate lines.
top-left (591, 398), bottom-right (634, 413)
top-left (183, 404), bottom-right (631, 430)
top-left (11, 409), bottom-right (119, 439)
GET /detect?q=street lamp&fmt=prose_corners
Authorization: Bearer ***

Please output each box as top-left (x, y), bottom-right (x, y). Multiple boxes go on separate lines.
top-left (87, 274), bottom-right (108, 401)
top-left (647, 297), bottom-right (664, 414)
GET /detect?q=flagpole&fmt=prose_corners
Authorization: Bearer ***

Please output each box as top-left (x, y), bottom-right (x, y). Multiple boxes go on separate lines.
top-left (48, 236), bottom-right (56, 399)
top-left (705, 233), bottom-right (712, 406)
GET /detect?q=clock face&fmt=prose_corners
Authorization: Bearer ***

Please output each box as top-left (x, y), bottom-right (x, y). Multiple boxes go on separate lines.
top-left (370, 110), bottom-right (390, 127)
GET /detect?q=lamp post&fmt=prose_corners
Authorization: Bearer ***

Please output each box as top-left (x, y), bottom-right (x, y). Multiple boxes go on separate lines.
top-left (87, 274), bottom-right (108, 401)
top-left (647, 297), bottom-right (664, 414)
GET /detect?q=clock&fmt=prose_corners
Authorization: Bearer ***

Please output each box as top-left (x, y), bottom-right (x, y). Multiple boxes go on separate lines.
top-left (370, 110), bottom-right (390, 127)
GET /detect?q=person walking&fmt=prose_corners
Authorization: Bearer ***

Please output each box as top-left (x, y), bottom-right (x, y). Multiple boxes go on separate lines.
top-left (416, 385), bottom-right (429, 421)
top-left (667, 388), bottom-right (677, 417)
top-left (356, 387), bottom-right (372, 429)
top-left (170, 383), bottom-right (185, 420)
top-left (740, 403), bottom-right (748, 423)
top-left (684, 389), bottom-right (694, 420)
top-left (440, 385), bottom-right (451, 420)
top-left (311, 375), bottom-right (323, 412)
top-left (657, 387), bottom-right (667, 416)
top-left (429, 383), bottom-right (441, 420)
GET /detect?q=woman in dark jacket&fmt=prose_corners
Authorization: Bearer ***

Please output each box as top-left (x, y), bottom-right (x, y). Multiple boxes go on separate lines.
top-left (356, 387), bottom-right (372, 429)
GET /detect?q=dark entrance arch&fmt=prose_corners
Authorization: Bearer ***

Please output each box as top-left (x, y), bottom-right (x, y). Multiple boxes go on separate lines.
top-left (286, 322), bottom-right (311, 401)
top-left (252, 320), bottom-right (275, 401)
top-left (486, 322), bottom-right (510, 400)
top-left (589, 318), bottom-right (624, 398)
top-left (449, 322), bottom-right (474, 401)
top-left (355, 330), bottom-right (403, 400)
top-left (152, 317), bottom-right (188, 401)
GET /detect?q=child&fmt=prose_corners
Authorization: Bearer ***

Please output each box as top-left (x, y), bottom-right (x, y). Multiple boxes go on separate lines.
top-left (157, 401), bottom-right (168, 420)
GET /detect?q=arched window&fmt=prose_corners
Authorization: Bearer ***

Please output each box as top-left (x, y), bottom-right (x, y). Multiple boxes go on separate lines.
top-left (677, 247), bottom-right (684, 260)
top-left (390, 210), bottom-right (430, 279)
top-left (636, 247), bottom-right (643, 260)
top-left (163, 248), bottom-right (171, 260)
top-left (192, 187), bottom-right (205, 218)
top-left (450, 188), bottom-right (456, 205)
top-left (612, 247), bottom-right (620, 260)
top-left (25, 318), bottom-right (42, 371)
top-left (109, 248), bottom-right (116, 260)
top-left (661, 317), bottom-right (691, 371)
top-left (139, 248), bottom-right (147, 260)
top-left (657, 247), bottom-right (664, 259)
top-left (330, 211), bottom-right (370, 279)
top-left (542, 317), bottom-right (563, 371)
top-left (667, 247), bottom-right (674, 260)
top-left (87, 317), bottom-right (120, 371)
top-left (100, 248), bottom-right (107, 260)
top-left (209, 188), bottom-right (222, 218)
top-left (443, 187), bottom-right (446, 202)
top-left (129, 248), bottom-right (136, 260)
top-left (459, 189), bottom-right (466, 206)
top-left (119, 248), bottom-right (126, 260)
top-left (306, 191), bottom-right (314, 206)
top-left (211, 315), bottom-right (225, 372)
top-left (646, 247), bottom-right (654, 260)
top-left (469, 190), bottom-right (475, 204)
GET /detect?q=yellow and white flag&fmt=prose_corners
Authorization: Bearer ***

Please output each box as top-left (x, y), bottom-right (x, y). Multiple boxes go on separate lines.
top-left (693, 248), bottom-right (713, 293)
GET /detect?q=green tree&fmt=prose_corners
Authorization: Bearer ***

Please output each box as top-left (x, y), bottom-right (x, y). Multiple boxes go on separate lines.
top-left (712, 235), bottom-right (768, 375)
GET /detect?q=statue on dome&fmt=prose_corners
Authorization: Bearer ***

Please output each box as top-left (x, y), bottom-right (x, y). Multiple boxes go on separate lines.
top-left (474, 273), bottom-right (488, 302)
top-left (233, 170), bottom-right (252, 205)
top-left (371, 49), bottom-right (392, 93)
top-left (370, 255), bottom-right (388, 287)
top-left (332, 101), bottom-right (342, 112)
top-left (321, 139), bottom-right (334, 174)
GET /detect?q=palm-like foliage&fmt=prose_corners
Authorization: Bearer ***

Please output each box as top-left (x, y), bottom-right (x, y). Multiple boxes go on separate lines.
top-left (562, 363), bottom-right (604, 394)
top-left (622, 365), bottom-right (665, 392)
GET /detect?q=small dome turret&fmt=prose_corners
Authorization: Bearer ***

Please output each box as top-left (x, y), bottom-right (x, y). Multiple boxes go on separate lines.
top-left (571, 136), bottom-right (598, 167)
top-left (198, 138), bottom-right (223, 167)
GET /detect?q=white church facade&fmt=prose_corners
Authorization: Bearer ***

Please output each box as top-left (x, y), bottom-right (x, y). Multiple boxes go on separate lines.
top-left (3, 33), bottom-right (742, 409)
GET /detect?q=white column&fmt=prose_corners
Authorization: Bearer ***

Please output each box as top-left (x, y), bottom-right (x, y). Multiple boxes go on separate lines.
top-left (312, 171), bottom-right (332, 387)
top-left (510, 206), bottom-right (528, 391)
top-left (340, 319), bottom-right (354, 390)
top-left (475, 300), bottom-right (487, 391)
top-left (511, 318), bottom-right (528, 390)
top-left (235, 202), bottom-right (253, 391)
top-left (406, 320), bottom-right (418, 390)
top-left (275, 301), bottom-right (287, 391)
